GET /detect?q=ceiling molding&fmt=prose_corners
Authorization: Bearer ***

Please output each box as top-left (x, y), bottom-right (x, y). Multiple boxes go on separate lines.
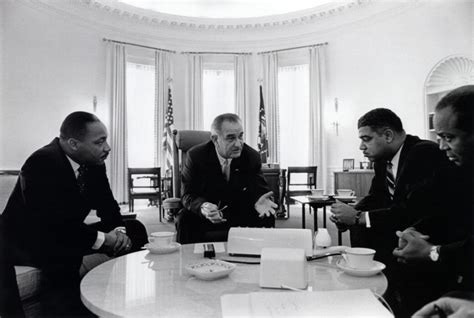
top-left (18, 0), bottom-right (423, 52)
top-left (83, 0), bottom-right (374, 30)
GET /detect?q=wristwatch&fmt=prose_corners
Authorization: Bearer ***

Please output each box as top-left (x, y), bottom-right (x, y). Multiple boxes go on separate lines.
top-left (429, 245), bottom-right (440, 262)
top-left (354, 211), bottom-right (363, 225)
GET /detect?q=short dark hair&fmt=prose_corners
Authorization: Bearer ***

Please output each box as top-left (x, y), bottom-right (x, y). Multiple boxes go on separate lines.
top-left (59, 111), bottom-right (100, 140)
top-left (436, 85), bottom-right (474, 134)
top-left (211, 113), bottom-right (241, 136)
top-left (358, 108), bottom-right (404, 133)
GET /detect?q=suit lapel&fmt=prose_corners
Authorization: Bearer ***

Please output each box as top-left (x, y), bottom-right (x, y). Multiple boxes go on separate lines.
top-left (50, 138), bottom-right (89, 204)
top-left (394, 135), bottom-right (417, 186)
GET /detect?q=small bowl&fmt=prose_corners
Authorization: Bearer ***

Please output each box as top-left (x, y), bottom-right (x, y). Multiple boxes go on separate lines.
top-left (185, 260), bottom-right (236, 280)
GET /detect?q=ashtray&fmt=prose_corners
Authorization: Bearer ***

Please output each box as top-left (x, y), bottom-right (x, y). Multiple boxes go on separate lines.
top-left (185, 260), bottom-right (236, 280)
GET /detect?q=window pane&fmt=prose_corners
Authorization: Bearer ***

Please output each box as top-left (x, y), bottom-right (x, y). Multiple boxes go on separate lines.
top-left (202, 69), bottom-right (235, 130)
top-left (126, 62), bottom-right (156, 168)
top-left (278, 64), bottom-right (310, 169)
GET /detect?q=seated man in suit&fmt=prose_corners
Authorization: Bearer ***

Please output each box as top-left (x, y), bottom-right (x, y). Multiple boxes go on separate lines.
top-left (330, 108), bottom-right (448, 264)
top-left (394, 85), bottom-right (474, 314)
top-left (329, 108), bottom-right (449, 313)
top-left (176, 113), bottom-right (277, 244)
top-left (2, 111), bottom-right (148, 316)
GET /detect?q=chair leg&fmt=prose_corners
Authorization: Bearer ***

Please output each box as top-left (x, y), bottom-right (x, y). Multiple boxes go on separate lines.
top-left (129, 199), bottom-right (133, 212)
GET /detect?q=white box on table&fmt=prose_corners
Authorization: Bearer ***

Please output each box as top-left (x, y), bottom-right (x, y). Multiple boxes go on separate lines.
top-left (259, 247), bottom-right (307, 289)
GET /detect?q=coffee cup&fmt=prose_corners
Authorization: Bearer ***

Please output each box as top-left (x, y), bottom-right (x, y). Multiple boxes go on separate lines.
top-left (336, 189), bottom-right (354, 197)
top-left (311, 189), bottom-right (325, 197)
top-left (148, 231), bottom-right (174, 247)
top-left (342, 247), bottom-right (375, 269)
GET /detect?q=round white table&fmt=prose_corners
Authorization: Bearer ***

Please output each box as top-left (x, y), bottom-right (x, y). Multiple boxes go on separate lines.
top-left (80, 244), bottom-right (387, 317)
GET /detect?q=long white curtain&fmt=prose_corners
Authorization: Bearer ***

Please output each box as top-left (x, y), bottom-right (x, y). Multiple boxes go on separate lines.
top-left (262, 52), bottom-right (280, 163)
top-left (278, 65), bottom-right (310, 169)
top-left (203, 68), bottom-right (235, 129)
top-left (155, 51), bottom-right (171, 171)
top-left (234, 54), bottom-right (250, 141)
top-left (108, 43), bottom-right (128, 203)
top-left (186, 54), bottom-right (203, 130)
top-left (309, 46), bottom-right (326, 189)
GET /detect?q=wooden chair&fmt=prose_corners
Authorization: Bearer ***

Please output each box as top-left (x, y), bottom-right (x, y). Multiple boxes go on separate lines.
top-left (285, 166), bottom-right (318, 218)
top-left (128, 167), bottom-right (162, 216)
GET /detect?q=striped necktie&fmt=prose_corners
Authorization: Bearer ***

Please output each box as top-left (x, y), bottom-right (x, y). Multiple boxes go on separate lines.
top-left (77, 165), bottom-right (87, 195)
top-left (222, 159), bottom-right (230, 182)
top-left (386, 161), bottom-right (395, 199)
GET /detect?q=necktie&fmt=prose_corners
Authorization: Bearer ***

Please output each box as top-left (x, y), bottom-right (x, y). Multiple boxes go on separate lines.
top-left (77, 165), bottom-right (87, 195)
top-left (386, 161), bottom-right (395, 199)
top-left (222, 159), bottom-right (230, 182)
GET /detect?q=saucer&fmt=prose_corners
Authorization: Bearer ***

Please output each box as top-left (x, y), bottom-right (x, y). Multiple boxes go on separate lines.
top-left (144, 242), bottom-right (181, 254)
top-left (308, 195), bottom-right (329, 200)
top-left (336, 259), bottom-right (385, 277)
top-left (185, 260), bottom-right (236, 280)
top-left (334, 195), bottom-right (357, 201)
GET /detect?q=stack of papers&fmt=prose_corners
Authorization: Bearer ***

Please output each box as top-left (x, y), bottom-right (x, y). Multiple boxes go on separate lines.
top-left (221, 289), bottom-right (393, 317)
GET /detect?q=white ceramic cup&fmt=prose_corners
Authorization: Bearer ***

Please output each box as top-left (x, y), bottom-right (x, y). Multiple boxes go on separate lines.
top-left (342, 247), bottom-right (375, 269)
top-left (148, 231), bottom-right (175, 247)
top-left (336, 189), bottom-right (355, 197)
top-left (311, 189), bottom-right (325, 197)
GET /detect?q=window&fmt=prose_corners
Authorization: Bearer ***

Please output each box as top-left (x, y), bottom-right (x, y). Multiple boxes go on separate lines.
top-left (126, 62), bottom-right (156, 168)
top-left (202, 64), bottom-right (235, 130)
top-left (278, 64), bottom-right (310, 169)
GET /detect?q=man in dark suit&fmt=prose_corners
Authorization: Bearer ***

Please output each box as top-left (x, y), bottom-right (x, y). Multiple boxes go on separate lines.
top-left (394, 85), bottom-right (474, 315)
top-left (330, 108), bottom-right (448, 261)
top-left (329, 108), bottom-right (449, 314)
top-left (176, 113), bottom-right (277, 244)
top-left (2, 111), bottom-right (147, 316)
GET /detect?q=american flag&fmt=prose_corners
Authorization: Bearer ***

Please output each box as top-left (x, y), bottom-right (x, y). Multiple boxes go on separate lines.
top-left (162, 87), bottom-right (175, 176)
top-left (258, 85), bottom-right (268, 163)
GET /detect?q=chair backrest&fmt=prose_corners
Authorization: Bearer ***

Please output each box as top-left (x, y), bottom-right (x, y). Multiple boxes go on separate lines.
top-left (172, 130), bottom-right (212, 197)
top-left (128, 167), bottom-right (161, 192)
top-left (287, 166), bottom-right (318, 192)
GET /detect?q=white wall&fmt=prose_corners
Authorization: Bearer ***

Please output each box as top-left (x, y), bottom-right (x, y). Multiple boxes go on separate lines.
top-left (1, 1), bottom-right (107, 168)
top-left (0, 1), bottom-right (472, 192)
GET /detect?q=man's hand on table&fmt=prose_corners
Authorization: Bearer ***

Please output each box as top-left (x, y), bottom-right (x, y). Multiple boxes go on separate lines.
top-left (255, 191), bottom-right (278, 218)
top-left (201, 202), bottom-right (227, 223)
top-left (330, 201), bottom-right (358, 225)
top-left (103, 229), bottom-right (132, 256)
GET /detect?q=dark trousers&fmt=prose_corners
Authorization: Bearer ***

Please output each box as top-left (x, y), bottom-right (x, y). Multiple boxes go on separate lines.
top-left (9, 219), bottom-right (148, 317)
top-left (0, 216), bottom-right (25, 318)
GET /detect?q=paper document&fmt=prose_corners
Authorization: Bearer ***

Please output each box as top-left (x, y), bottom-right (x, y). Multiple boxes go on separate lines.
top-left (193, 242), bottom-right (225, 254)
top-left (221, 289), bottom-right (393, 317)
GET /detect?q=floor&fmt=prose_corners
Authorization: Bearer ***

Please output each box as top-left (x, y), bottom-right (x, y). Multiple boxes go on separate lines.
top-left (130, 200), bottom-right (351, 247)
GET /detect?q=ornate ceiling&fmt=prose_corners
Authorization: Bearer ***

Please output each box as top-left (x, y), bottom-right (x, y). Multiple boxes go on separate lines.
top-left (19, 0), bottom-right (422, 51)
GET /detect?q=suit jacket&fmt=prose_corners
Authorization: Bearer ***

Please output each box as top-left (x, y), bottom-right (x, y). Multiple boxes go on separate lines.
top-left (2, 138), bottom-right (123, 267)
top-left (181, 141), bottom-right (273, 228)
top-left (353, 135), bottom-right (450, 262)
top-left (414, 164), bottom-right (474, 291)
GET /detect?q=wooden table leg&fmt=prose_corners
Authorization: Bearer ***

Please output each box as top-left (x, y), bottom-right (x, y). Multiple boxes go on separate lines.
top-left (301, 203), bottom-right (306, 229)
top-left (322, 206), bottom-right (327, 228)
top-left (313, 206), bottom-right (318, 230)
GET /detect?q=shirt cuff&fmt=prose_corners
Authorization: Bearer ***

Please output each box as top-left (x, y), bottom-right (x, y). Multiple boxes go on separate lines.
top-left (92, 231), bottom-right (105, 250)
top-left (365, 211), bottom-right (371, 228)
